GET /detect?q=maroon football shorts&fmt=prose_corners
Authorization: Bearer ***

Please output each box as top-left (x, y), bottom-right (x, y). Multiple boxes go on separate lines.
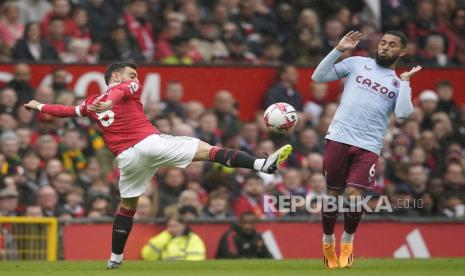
top-left (323, 139), bottom-right (378, 191)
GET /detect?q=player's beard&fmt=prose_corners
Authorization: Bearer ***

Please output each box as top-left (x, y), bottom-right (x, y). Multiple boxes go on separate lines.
top-left (375, 53), bottom-right (399, 67)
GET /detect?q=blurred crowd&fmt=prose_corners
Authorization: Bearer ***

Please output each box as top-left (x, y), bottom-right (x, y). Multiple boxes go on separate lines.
top-left (0, 62), bottom-right (464, 220)
top-left (0, 0), bottom-right (465, 66)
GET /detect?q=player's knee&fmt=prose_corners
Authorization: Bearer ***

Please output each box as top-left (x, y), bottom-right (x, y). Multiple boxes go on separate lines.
top-left (345, 187), bottom-right (364, 197)
top-left (193, 140), bottom-right (213, 161)
top-left (327, 188), bottom-right (342, 197)
top-left (121, 197), bottom-right (139, 210)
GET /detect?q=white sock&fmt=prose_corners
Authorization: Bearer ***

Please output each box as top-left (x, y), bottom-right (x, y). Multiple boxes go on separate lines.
top-left (253, 159), bottom-right (265, 170)
top-left (341, 231), bottom-right (354, 243)
top-left (110, 252), bottom-right (123, 262)
top-left (322, 234), bottom-right (335, 244)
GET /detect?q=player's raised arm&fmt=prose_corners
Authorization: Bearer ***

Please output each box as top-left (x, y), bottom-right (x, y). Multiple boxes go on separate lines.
top-left (24, 100), bottom-right (84, 118)
top-left (395, 65), bottom-right (421, 119)
top-left (311, 31), bottom-right (362, 83)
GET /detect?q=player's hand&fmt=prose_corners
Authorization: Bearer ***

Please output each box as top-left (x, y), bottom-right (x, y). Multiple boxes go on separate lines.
top-left (24, 100), bottom-right (42, 112)
top-left (88, 100), bottom-right (113, 113)
top-left (400, 65), bottom-right (422, 81)
top-left (335, 31), bottom-right (362, 52)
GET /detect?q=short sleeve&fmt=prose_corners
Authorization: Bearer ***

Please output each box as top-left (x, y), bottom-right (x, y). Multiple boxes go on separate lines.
top-left (333, 56), bottom-right (362, 79)
top-left (120, 80), bottom-right (141, 98)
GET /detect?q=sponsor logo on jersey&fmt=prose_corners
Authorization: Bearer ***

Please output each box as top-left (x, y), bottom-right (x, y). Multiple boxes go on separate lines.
top-left (355, 75), bottom-right (397, 98)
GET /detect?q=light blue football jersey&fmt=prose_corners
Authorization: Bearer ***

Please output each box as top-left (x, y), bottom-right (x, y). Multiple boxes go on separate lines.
top-left (326, 56), bottom-right (403, 155)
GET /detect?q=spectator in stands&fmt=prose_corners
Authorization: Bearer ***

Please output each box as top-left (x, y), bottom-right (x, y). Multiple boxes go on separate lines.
top-left (17, 0), bottom-right (52, 24)
top-left (443, 162), bottom-right (465, 200)
top-left (0, 188), bottom-right (19, 216)
top-left (123, 0), bottom-right (155, 61)
top-left (289, 128), bottom-right (323, 168)
top-left (77, 157), bottom-right (102, 190)
top-left (51, 171), bottom-right (74, 207)
top-left (50, 67), bottom-right (72, 96)
top-left (24, 205), bottom-right (43, 217)
top-left (156, 18), bottom-right (184, 61)
top-left (195, 112), bottom-right (222, 147)
top-left (184, 101), bottom-right (205, 129)
top-left (70, 7), bottom-right (91, 41)
top-left (233, 173), bottom-right (271, 218)
top-left (239, 122), bottom-right (258, 154)
top-left (0, 1), bottom-right (24, 54)
top-left (450, 6), bottom-right (465, 64)
top-left (84, 0), bottom-right (121, 44)
top-left (191, 18), bottom-right (228, 62)
top-left (157, 168), bottom-right (187, 217)
top-left (4, 63), bottom-right (34, 105)
top-left (87, 192), bottom-right (113, 218)
top-left (63, 186), bottom-right (85, 217)
top-left (161, 80), bottom-right (184, 119)
top-left (418, 90), bottom-right (439, 130)
top-left (36, 135), bottom-right (59, 164)
top-left (436, 80), bottom-right (461, 126)
top-left (0, 88), bottom-right (18, 115)
top-left (218, 33), bottom-right (256, 63)
top-left (257, 42), bottom-right (283, 65)
top-left (321, 18), bottom-right (344, 53)
top-left (303, 82), bottom-right (328, 127)
top-left (162, 36), bottom-right (195, 65)
top-left (60, 128), bottom-right (87, 175)
top-left (12, 21), bottom-right (58, 61)
top-left (307, 172), bottom-right (327, 201)
top-left (34, 86), bottom-right (54, 105)
top-left (134, 195), bottom-right (152, 219)
top-left (418, 34), bottom-right (449, 66)
top-left (46, 17), bottom-right (70, 58)
top-left (99, 23), bottom-right (144, 62)
top-left (141, 214), bottom-right (206, 261)
top-left (271, 168), bottom-right (307, 216)
top-left (0, 131), bottom-right (20, 173)
top-left (216, 212), bottom-right (272, 259)
top-left (287, 27), bottom-right (324, 66)
top-left (405, 165), bottom-right (428, 202)
top-left (41, 0), bottom-right (75, 37)
top-left (17, 150), bottom-right (41, 205)
top-left (213, 90), bottom-right (240, 138)
top-left (263, 65), bottom-right (303, 111)
top-left (202, 190), bottom-right (232, 219)
top-left (61, 38), bottom-right (97, 64)
top-left (182, 2), bottom-right (201, 39)
top-left (37, 185), bottom-right (58, 216)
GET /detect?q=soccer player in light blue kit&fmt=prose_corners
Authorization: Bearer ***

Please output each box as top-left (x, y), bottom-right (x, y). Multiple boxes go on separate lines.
top-left (311, 30), bottom-right (421, 268)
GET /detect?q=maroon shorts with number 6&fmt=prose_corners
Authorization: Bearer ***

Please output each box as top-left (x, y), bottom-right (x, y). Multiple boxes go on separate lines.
top-left (323, 140), bottom-right (378, 191)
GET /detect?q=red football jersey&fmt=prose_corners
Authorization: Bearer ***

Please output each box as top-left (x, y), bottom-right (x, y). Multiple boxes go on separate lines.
top-left (78, 80), bottom-right (159, 156)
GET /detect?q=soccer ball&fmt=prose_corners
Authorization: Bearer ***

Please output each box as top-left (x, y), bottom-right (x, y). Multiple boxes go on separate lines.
top-left (263, 102), bottom-right (298, 133)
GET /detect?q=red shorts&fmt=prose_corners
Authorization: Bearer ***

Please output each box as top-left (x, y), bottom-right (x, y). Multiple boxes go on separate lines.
top-left (323, 140), bottom-right (378, 191)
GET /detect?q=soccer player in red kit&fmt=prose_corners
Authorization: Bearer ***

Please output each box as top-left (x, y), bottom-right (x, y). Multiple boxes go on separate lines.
top-left (25, 62), bottom-right (292, 269)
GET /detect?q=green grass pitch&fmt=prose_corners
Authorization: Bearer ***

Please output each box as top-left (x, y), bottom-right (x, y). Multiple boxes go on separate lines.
top-left (0, 259), bottom-right (464, 276)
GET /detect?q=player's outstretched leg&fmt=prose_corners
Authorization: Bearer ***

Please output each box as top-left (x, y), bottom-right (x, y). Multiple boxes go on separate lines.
top-left (107, 197), bottom-right (138, 269)
top-left (339, 187), bottom-right (364, 268)
top-left (322, 188), bottom-right (340, 269)
top-left (194, 141), bottom-right (292, 174)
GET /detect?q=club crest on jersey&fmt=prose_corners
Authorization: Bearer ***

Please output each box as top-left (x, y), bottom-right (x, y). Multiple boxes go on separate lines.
top-left (355, 75), bottom-right (396, 98)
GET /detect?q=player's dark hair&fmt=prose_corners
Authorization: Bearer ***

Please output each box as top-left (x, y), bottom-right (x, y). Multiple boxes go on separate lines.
top-left (104, 62), bottom-right (138, 85)
top-left (384, 30), bottom-right (408, 48)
